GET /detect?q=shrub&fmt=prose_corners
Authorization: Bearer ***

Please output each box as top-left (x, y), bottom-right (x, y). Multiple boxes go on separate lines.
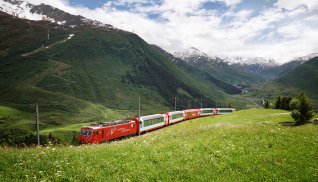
top-left (0, 129), bottom-right (62, 147)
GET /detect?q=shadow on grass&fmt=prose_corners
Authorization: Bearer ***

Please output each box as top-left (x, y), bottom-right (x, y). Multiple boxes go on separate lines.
top-left (280, 121), bottom-right (318, 127)
top-left (280, 121), bottom-right (295, 127)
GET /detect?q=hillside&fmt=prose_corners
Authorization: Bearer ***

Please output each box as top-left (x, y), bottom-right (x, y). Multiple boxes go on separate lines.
top-left (173, 48), bottom-right (264, 85)
top-left (253, 57), bottom-right (318, 110)
top-left (274, 57), bottom-right (318, 96)
top-left (0, 11), bottom-right (251, 138)
top-left (0, 109), bottom-right (317, 181)
top-left (153, 45), bottom-right (242, 95)
top-left (0, 11), bottom-right (246, 109)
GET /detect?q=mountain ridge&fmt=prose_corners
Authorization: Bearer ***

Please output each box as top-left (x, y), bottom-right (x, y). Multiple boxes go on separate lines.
top-left (0, 8), bottom-right (249, 127)
top-left (0, 0), bottom-right (113, 28)
top-left (174, 47), bottom-right (318, 81)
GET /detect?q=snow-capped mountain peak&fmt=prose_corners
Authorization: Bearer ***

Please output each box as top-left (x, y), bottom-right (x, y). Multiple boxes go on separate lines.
top-left (223, 56), bottom-right (280, 68)
top-left (174, 47), bottom-right (280, 69)
top-left (0, 0), bottom-right (46, 21)
top-left (0, 0), bottom-right (113, 28)
top-left (173, 47), bottom-right (209, 61)
top-left (291, 53), bottom-right (318, 63)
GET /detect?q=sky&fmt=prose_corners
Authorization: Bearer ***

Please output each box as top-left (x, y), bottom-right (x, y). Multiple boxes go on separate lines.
top-left (27, 0), bottom-right (318, 63)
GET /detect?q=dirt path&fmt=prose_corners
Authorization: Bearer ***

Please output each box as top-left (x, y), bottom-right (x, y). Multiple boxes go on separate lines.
top-left (21, 34), bottom-right (74, 57)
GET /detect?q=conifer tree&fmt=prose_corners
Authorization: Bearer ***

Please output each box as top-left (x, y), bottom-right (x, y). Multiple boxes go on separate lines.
top-left (289, 93), bottom-right (314, 126)
top-left (286, 96), bottom-right (292, 110)
top-left (281, 97), bottom-right (287, 110)
top-left (264, 100), bottom-right (270, 109)
top-left (274, 96), bottom-right (281, 109)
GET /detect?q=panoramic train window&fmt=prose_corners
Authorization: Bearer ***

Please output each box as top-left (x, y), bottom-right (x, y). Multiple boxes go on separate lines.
top-left (222, 110), bottom-right (233, 112)
top-left (171, 113), bottom-right (183, 120)
top-left (143, 117), bottom-right (164, 127)
top-left (201, 110), bottom-right (213, 114)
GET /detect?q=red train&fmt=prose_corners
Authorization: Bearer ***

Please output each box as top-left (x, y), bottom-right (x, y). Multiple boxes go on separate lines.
top-left (79, 108), bottom-right (235, 144)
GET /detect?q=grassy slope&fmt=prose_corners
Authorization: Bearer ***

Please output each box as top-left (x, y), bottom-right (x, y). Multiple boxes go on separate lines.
top-left (0, 105), bottom-right (126, 143)
top-left (1, 109), bottom-right (317, 181)
top-left (0, 12), bottom-right (248, 112)
top-left (0, 12), bottom-right (252, 141)
top-left (189, 59), bottom-right (263, 85)
top-left (0, 106), bottom-right (34, 130)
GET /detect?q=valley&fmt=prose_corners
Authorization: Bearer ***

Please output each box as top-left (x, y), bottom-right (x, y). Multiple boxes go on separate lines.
top-left (0, 0), bottom-right (318, 181)
top-left (0, 0), bottom-right (317, 144)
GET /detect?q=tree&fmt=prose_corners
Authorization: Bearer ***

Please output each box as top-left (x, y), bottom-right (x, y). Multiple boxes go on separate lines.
top-left (274, 96), bottom-right (281, 109)
top-left (281, 97), bottom-right (287, 110)
top-left (289, 93), bottom-right (314, 126)
top-left (264, 100), bottom-right (270, 109)
top-left (286, 96), bottom-right (292, 110)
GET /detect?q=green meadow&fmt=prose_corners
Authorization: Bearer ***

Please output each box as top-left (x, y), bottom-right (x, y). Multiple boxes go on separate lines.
top-left (0, 109), bottom-right (317, 181)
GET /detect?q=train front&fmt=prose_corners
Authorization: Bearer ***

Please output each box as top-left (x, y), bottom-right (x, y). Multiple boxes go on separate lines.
top-left (78, 127), bottom-right (94, 144)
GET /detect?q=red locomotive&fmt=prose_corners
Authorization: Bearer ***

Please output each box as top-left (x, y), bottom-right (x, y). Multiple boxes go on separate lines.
top-left (79, 108), bottom-right (235, 144)
top-left (79, 119), bottom-right (138, 144)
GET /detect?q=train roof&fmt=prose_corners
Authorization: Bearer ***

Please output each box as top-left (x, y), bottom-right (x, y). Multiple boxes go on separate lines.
top-left (140, 113), bottom-right (165, 120)
top-left (183, 108), bottom-right (200, 112)
top-left (167, 110), bottom-right (184, 114)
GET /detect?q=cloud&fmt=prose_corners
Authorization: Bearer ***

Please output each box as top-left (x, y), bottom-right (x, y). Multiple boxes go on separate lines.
top-left (274, 0), bottom-right (318, 11)
top-left (26, 0), bottom-right (318, 63)
top-left (219, 0), bottom-right (242, 7)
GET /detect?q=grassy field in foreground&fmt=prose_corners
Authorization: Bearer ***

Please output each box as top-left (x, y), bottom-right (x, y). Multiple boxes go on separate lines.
top-left (0, 109), bottom-right (317, 181)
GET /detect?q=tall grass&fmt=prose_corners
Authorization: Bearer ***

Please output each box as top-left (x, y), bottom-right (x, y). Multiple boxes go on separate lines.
top-left (0, 109), bottom-right (317, 181)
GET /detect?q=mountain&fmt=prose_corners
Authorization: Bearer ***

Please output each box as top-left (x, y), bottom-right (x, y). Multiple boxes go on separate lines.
top-left (173, 47), bottom-right (218, 63)
top-left (274, 57), bottom-right (318, 98)
top-left (225, 57), bottom-right (279, 69)
top-left (223, 56), bottom-right (280, 80)
top-left (176, 47), bottom-right (317, 82)
top-left (153, 46), bottom-right (242, 95)
top-left (291, 53), bottom-right (318, 63)
top-left (276, 53), bottom-right (318, 77)
top-left (173, 47), bottom-right (264, 85)
top-left (0, 0), bottom-right (112, 28)
top-left (225, 54), bottom-right (318, 80)
top-left (0, 4), bottom-right (253, 134)
top-left (259, 57), bottom-right (318, 110)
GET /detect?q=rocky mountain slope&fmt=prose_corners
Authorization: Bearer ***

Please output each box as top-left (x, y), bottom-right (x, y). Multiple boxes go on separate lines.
top-left (173, 47), bottom-right (265, 85)
top-left (153, 46), bottom-right (242, 94)
top-left (0, 0), bottom-right (112, 27)
top-left (175, 47), bottom-right (318, 82)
